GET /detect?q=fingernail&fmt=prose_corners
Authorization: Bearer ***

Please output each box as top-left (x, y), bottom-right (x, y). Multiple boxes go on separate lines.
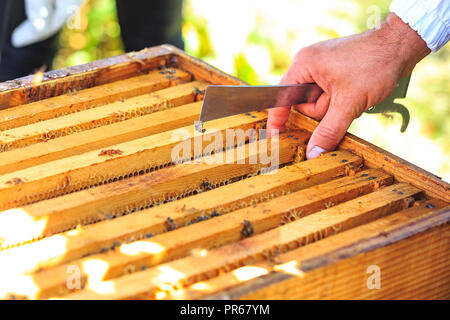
top-left (307, 146), bottom-right (326, 159)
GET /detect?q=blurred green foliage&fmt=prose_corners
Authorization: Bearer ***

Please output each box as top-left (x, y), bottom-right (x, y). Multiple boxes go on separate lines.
top-left (53, 0), bottom-right (123, 69)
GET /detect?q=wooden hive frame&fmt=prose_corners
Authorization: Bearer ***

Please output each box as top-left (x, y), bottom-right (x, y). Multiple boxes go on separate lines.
top-left (0, 45), bottom-right (448, 300)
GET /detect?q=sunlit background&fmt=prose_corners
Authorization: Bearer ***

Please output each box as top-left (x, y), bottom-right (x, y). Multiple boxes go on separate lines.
top-left (52, 0), bottom-right (449, 182)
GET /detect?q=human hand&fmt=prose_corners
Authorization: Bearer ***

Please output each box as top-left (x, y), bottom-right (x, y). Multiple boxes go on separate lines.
top-left (267, 13), bottom-right (430, 159)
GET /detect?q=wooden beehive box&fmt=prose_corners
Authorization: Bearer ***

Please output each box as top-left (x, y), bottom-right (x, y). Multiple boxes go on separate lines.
top-left (0, 45), bottom-right (448, 300)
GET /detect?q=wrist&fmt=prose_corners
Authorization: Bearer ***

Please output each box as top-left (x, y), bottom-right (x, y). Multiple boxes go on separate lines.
top-left (379, 13), bottom-right (430, 76)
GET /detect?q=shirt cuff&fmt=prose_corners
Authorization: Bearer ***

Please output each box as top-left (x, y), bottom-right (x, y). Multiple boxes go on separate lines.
top-left (390, 0), bottom-right (450, 52)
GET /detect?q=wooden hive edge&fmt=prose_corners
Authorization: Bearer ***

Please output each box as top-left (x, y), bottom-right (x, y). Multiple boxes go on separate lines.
top-left (0, 46), bottom-right (174, 109)
top-left (202, 203), bottom-right (450, 300)
top-left (164, 45), bottom-right (246, 85)
top-left (0, 68), bottom-right (192, 132)
top-left (285, 110), bottom-right (450, 202)
top-left (0, 44), bottom-right (245, 110)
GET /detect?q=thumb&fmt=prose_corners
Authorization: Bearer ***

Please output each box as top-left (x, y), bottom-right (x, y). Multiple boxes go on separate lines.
top-left (306, 98), bottom-right (356, 159)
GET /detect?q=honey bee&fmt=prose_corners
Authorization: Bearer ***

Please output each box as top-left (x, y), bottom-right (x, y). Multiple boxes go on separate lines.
top-left (165, 217), bottom-right (176, 231)
top-left (241, 220), bottom-right (254, 238)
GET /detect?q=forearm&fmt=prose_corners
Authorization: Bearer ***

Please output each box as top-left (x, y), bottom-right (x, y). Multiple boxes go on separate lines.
top-left (390, 0), bottom-right (450, 52)
top-left (378, 13), bottom-right (431, 77)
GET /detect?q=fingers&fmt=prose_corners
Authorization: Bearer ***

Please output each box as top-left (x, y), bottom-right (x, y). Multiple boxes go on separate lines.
top-left (306, 96), bottom-right (356, 159)
top-left (294, 92), bottom-right (330, 120)
top-left (267, 51), bottom-right (316, 137)
top-left (267, 91), bottom-right (329, 138)
top-left (267, 106), bottom-right (291, 137)
top-left (266, 71), bottom-right (297, 137)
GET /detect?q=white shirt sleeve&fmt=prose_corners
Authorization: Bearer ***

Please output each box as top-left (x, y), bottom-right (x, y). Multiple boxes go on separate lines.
top-left (11, 0), bottom-right (85, 48)
top-left (390, 0), bottom-right (450, 52)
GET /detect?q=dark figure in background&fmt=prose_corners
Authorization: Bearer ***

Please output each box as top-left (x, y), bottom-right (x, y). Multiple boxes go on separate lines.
top-left (0, 0), bottom-right (184, 82)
